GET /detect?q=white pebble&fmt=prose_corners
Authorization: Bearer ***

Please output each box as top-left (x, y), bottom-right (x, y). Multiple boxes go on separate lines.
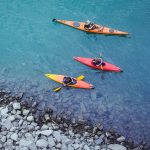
top-left (10, 133), bottom-right (18, 141)
top-left (13, 102), bottom-right (21, 110)
top-left (27, 116), bottom-right (34, 122)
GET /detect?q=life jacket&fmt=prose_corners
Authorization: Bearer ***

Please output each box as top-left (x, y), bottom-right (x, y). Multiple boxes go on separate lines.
top-left (63, 77), bottom-right (76, 85)
top-left (92, 58), bottom-right (105, 66)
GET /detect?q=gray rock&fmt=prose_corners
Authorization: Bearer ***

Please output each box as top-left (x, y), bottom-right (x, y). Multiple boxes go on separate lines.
top-left (30, 122), bottom-right (37, 127)
top-left (0, 143), bottom-right (2, 148)
top-left (61, 135), bottom-right (72, 145)
top-left (25, 133), bottom-right (33, 139)
top-left (19, 139), bottom-right (33, 147)
top-left (56, 143), bottom-right (62, 148)
top-left (27, 116), bottom-right (34, 122)
top-left (69, 130), bottom-right (74, 137)
top-left (74, 143), bottom-right (80, 149)
top-left (62, 144), bottom-right (68, 150)
top-left (41, 124), bottom-right (49, 130)
top-left (7, 115), bottom-right (15, 122)
top-left (95, 145), bottom-right (100, 150)
top-left (1, 136), bottom-right (7, 143)
top-left (1, 107), bottom-right (8, 116)
top-left (20, 147), bottom-right (29, 150)
top-left (18, 119), bottom-right (24, 126)
top-left (2, 120), bottom-right (13, 130)
top-left (53, 131), bottom-right (61, 142)
top-left (11, 109), bottom-right (17, 115)
top-left (10, 127), bottom-right (17, 132)
top-left (84, 145), bottom-right (90, 150)
top-left (48, 136), bottom-right (55, 148)
top-left (40, 130), bottom-right (53, 136)
top-left (23, 109), bottom-right (30, 116)
top-left (10, 133), bottom-right (18, 141)
top-left (68, 145), bottom-right (75, 150)
top-left (35, 126), bottom-right (40, 130)
top-left (95, 138), bottom-right (103, 145)
top-left (108, 144), bottom-right (127, 150)
top-left (117, 136), bottom-right (126, 142)
top-left (16, 110), bottom-right (21, 115)
top-left (36, 139), bottom-right (48, 148)
top-left (13, 102), bottom-right (21, 110)
top-left (44, 114), bottom-right (50, 121)
top-left (28, 143), bottom-right (37, 150)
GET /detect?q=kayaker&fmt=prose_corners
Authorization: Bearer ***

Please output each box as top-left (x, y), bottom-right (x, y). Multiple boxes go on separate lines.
top-left (92, 56), bottom-right (105, 67)
top-left (84, 20), bottom-right (96, 30)
top-left (63, 76), bottom-right (76, 86)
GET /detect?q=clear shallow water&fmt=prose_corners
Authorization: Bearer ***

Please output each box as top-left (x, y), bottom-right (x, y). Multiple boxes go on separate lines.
top-left (0, 0), bottom-right (150, 144)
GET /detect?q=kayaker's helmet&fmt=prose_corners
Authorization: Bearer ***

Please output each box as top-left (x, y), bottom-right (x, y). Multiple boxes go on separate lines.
top-left (85, 20), bottom-right (91, 25)
top-left (93, 58), bottom-right (103, 66)
top-left (63, 76), bottom-right (72, 84)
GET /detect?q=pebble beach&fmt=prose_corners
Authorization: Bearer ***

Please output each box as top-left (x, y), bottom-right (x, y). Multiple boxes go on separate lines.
top-left (0, 91), bottom-right (149, 150)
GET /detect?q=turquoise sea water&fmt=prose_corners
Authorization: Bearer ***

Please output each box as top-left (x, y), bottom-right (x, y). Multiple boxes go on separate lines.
top-left (0, 0), bottom-right (150, 144)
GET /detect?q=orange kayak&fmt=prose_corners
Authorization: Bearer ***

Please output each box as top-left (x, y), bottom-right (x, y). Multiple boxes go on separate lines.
top-left (45, 74), bottom-right (94, 89)
top-left (52, 19), bottom-right (128, 35)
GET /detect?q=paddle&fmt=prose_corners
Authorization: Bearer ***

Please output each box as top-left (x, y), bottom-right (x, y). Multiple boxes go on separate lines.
top-left (99, 52), bottom-right (104, 70)
top-left (53, 75), bottom-right (85, 92)
top-left (52, 18), bottom-right (57, 22)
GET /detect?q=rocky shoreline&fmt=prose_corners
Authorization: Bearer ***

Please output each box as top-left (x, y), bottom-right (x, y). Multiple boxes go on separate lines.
top-left (0, 90), bottom-right (149, 150)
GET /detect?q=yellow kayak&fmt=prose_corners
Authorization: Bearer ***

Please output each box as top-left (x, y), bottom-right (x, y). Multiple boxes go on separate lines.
top-left (45, 74), bottom-right (94, 89)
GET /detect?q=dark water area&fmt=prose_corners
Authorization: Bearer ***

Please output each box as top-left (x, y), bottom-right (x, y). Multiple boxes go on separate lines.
top-left (0, 0), bottom-right (150, 145)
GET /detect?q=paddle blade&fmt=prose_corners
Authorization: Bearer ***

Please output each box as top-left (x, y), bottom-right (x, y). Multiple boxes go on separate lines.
top-left (100, 65), bottom-right (103, 70)
top-left (52, 18), bottom-right (57, 22)
top-left (76, 75), bottom-right (85, 80)
top-left (53, 87), bottom-right (62, 92)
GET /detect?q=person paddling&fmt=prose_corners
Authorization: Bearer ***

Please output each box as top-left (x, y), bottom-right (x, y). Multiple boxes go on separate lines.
top-left (92, 53), bottom-right (105, 69)
top-left (84, 20), bottom-right (96, 30)
top-left (62, 76), bottom-right (77, 86)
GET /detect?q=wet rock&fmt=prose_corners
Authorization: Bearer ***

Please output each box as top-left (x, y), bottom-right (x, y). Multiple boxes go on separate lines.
top-left (91, 92), bottom-right (97, 101)
top-left (32, 102), bottom-right (38, 108)
top-left (95, 138), bottom-right (103, 145)
top-left (117, 136), bottom-right (126, 142)
top-left (44, 113), bottom-right (50, 121)
top-left (108, 144), bottom-right (127, 150)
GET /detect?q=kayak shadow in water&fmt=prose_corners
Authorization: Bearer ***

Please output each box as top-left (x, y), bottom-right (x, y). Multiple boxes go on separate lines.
top-left (104, 34), bottom-right (131, 38)
top-left (85, 32), bottom-right (131, 38)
